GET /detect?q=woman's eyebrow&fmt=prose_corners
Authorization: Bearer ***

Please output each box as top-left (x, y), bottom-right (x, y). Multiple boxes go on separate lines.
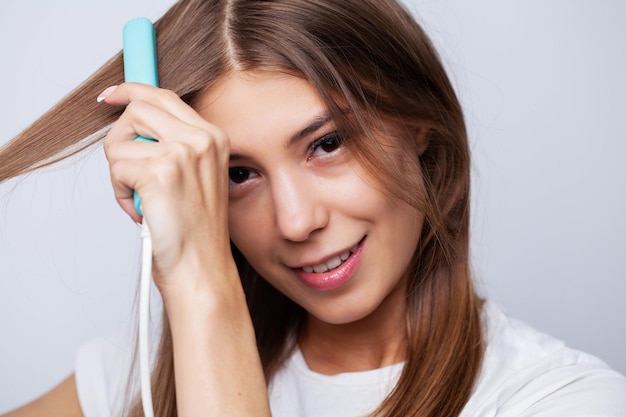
top-left (287, 112), bottom-right (332, 147)
top-left (229, 112), bottom-right (332, 162)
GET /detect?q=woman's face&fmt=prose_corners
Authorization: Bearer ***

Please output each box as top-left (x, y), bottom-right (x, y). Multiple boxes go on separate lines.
top-left (195, 71), bottom-right (424, 325)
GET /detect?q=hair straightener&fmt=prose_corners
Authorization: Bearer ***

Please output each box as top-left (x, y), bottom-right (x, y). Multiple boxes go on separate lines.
top-left (123, 17), bottom-right (158, 417)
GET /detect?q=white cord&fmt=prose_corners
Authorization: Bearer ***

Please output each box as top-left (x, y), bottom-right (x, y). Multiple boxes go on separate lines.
top-left (140, 221), bottom-right (155, 417)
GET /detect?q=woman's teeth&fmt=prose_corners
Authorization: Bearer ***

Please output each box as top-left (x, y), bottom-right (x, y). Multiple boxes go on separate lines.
top-left (301, 244), bottom-right (358, 273)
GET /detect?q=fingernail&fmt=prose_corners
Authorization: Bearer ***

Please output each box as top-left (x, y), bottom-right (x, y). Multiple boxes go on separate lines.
top-left (97, 85), bottom-right (118, 103)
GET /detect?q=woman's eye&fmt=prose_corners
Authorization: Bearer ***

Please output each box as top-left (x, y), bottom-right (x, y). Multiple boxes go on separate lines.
top-left (310, 132), bottom-right (343, 157)
top-left (228, 167), bottom-right (258, 185)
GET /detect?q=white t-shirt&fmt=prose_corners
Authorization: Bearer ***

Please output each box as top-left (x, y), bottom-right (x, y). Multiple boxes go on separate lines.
top-left (75, 301), bottom-right (626, 416)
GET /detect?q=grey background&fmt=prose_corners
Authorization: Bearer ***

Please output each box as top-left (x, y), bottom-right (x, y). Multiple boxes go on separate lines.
top-left (1, 0), bottom-right (624, 412)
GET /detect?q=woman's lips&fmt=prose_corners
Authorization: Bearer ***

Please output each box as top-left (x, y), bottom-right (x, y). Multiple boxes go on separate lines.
top-left (294, 238), bottom-right (365, 291)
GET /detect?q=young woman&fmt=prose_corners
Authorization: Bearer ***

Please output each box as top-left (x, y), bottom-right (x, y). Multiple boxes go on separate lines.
top-left (1, 0), bottom-right (625, 416)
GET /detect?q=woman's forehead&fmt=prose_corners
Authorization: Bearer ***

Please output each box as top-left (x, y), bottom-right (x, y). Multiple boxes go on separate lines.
top-left (194, 71), bottom-right (331, 154)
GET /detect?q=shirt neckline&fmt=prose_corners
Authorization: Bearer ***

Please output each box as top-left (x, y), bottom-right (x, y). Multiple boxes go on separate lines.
top-left (289, 347), bottom-right (405, 386)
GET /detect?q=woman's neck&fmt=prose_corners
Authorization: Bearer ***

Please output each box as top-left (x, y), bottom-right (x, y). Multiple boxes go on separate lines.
top-left (299, 290), bottom-right (407, 375)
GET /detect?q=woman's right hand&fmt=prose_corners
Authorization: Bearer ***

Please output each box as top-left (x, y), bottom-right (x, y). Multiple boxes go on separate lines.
top-left (100, 82), bottom-right (237, 299)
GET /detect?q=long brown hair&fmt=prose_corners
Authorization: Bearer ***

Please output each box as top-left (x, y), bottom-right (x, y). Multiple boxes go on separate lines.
top-left (0, 1), bottom-right (483, 416)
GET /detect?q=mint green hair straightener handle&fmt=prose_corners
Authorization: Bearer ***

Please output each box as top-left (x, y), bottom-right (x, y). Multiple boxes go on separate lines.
top-left (123, 17), bottom-right (159, 216)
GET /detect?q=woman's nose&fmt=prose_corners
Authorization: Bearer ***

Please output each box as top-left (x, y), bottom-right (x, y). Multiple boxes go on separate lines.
top-left (271, 172), bottom-right (329, 242)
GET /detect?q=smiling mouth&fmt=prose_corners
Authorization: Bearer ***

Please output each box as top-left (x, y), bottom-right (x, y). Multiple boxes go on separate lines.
top-left (300, 243), bottom-right (360, 274)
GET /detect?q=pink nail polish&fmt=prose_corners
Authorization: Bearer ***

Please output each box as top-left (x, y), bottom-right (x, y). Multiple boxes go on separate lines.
top-left (97, 85), bottom-right (118, 103)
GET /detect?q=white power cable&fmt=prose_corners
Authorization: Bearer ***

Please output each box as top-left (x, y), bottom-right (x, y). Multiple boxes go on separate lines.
top-left (139, 221), bottom-right (155, 417)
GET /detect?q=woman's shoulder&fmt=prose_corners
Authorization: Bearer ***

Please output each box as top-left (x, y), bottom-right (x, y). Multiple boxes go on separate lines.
top-left (74, 328), bottom-right (137, 416)
top-left (74, 319), bottom-right (162, 417)
top-left (461, 300), bottom-right (626, 416)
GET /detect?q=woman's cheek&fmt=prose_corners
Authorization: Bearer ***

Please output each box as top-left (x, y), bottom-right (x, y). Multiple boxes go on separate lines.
top-left (228, 201), bottom-right (271, 264)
